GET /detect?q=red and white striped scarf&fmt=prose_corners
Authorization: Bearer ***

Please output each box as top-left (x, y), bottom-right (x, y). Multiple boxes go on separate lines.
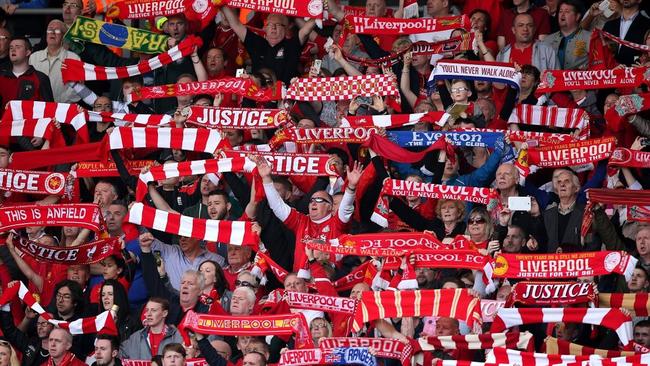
top-left (285, 74), bottom-right (399, 101)
top-left (0, 281), bottom-right (117, 335)
top-left (107, 127), bottom-right (224, 154)
top-left (62, 36), bottom-right (202, 82)
top-left (126, 202), bottom-right (259, 247)
top-left (135, 157), bottom-right (253, 201)
top-left (598, 292), bottom-right (650, 317)
top-left (0, 118), bottom-right (58, 139)
top-left (3, 100), bottom-right (81, 124)
top-left (340, 111), bottom-right (449, 128)
top-left (508, 105), bottom-right (589, 140)
top-left (490, 308), bottom-right (633, 345)
top-left (345, 15), bottom-right (469, 35)
top-left (582, 188), bottom-right (650, 236)
top-left (87, 111), bottom-right (171, 126)
top-left (352, 289), bottom-right (482, 333)
top-left (418, 332), bottom-right (534, 352)
top-left (486, 347), bottom-right (590, 366)
top-left (183, 106), bottom-right (288, 129)
top-left (544, 337), bottom-right (637, 358)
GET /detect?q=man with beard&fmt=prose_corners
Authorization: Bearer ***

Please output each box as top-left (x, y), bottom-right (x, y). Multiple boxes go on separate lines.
top-left (0, 307), bottom-right (53, 366)
top-left (416, 267), bottom-right (438, 289)
top-left (603, 0), bottom-right (650, 65)
top-left (120, 298), bottom-right (183, 359)
top-left (92, 335), bottom-right (120, 366)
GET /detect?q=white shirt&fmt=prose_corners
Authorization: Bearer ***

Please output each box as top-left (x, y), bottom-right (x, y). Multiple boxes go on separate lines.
top-left (619, 11), bottom-right (639, 41)
top-left (29, 47), bottom-right (81, 103)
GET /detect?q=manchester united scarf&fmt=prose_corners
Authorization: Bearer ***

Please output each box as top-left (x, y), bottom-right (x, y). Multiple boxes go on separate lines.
top-left (352, 289), bottom-right (482, 333)
top-left (544, 337), bottom-right (636, 358)
top-left (14, 235), bottom-right (120, 265)
top-left (582, 188), bottom-right (650, 236)
top-left (536, 67), bottom-right (650, 95)
top-left (183, 106), bottom-right (289, 129)
top-left (75, 160), bottom-right (154, 178)
top-left (106, 127), bottom-right (224, 155)
top-left (284, 291), bottom-right (357, 315)
top-left (181, 310), bottom-right (313, 349)
top-left (279, 347), bottom-right (377, 366)
top-left (0, 203), bottom-right (104, 232)
top-left (491, 308), bottom-right (633, 345)
top-left (126, 202), bottom-right (259, 246)
top-left (0, 281), bottom-right (118, 335)
top-left (345, 15), bottom-right (469, 36)
top-left (106, 0), bottom-right (187, 19)
top-left (428, 60), bottom-right (521, 92)
top-left (224, 0), bottom-right (323, 18)
top-left (285, 74), bottom-right (399, 101)
top-left (505, 281), bottom-right (596, 307)
top-left (314, 232), bottom-right (444, 257)
top-left (609, 148), bottom-right (650, 168)
top-left (492, 251), bottom-right (637, 281)
top-left (340, 111), bottom-right (449, 128)
top-left (522, 136), bottom-right (615, 168)
top-left (135, 157), bottom-right (254, 201)
top-left (65, 16), bottom-right (169, 54)
top-left (598, 293), bottom-right (650, 317)
top-left (508, 104), bottom-right (589, 140)
top-left (126, 78), bottom-right (283, 103)
top-left (319, 337), bottom-right (412, 366)
top-left (0, 168), bottom-right (70, 196)
top-left (419, 332), bottom-right (534, 352)
top-left (62, 36), bottom-right (201, 82)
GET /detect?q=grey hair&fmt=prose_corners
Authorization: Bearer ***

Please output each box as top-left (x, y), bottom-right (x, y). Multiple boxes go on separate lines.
top-left (183, 269), bottom-right (206, 290)
top-left (552, 168), bottom-right (580, 192)
top-left (233, 286), bottom-right (256, 304)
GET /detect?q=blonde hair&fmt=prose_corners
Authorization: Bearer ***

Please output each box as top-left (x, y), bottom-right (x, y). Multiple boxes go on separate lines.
top-left (435, 199), bottom-right (466, 221)
top-left (0, 341), bottom-right (20, 366)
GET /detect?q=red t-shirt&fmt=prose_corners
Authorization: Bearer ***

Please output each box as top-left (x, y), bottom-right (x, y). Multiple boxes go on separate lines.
top-left (149, 330), bottom-right (165, 356)
top-left (509, 44), bottom-right (534, 67)
top-left (283, 210), bottom-right (347, 271)
top-left (497, 7), bottom-right (551, 46)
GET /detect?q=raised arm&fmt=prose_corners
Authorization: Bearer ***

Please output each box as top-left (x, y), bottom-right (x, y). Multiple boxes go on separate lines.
top-left (221, 6), bottom-right (248, 42)
top-left (298, 19), bottom-right (317, 45)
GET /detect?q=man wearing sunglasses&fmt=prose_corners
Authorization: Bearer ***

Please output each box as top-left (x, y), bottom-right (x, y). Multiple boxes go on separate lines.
top-left (254, 156), bottom-right (363, 274)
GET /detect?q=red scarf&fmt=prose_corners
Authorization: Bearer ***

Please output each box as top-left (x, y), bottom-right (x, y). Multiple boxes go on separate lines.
top-left (582, 188), bottom-right (650, 236)
top-left (0, 203), bottom-right (104, 232)
top-left (352, 289), bottom-right (482, 333)
top-left (419, 332), bottom-right (534, 352)
top-left (345, 15), bottom-right (469, 35)
top-left (544, 336), bottom-right (636, 358)
top-left (508, 104), bottom-right (589, 140)
top-left (284, 291), bottom-right (357, 315)
top-left (596, 28), bottom-right (650, 52)
top-left (522, 136), bottom-right (615, 168)
top-left (332, 261), bottom-right (372, 291)
top-left (9, 142), bottom-right (105, 170)
top-left (106, 0), bottom-right (186, 19)
top-left (223, 0), bottom-right (323, 18)
top-left (14, 235), bottom-right (119, 265)
top-left (62, 36), bottom-right (201, 82)
top-left (492, 251), bottom-right (637, 281)
top-left (313, 232), bottom-right (444, 257)
top-left (381, 250), bottom-right (491, 272)
top-left (181, 310), bottom-right (313, 349)
top-left (491, 308), bottom-right (633, 345)
top-left (599, 292), bottom-right (650, 317)
top-left (605, 93), bottom-right (650, 130)
top-left (106, 127), bottom-right (225, 156)
top-left (363, 133), bottom-right (451, 163)
top-left (272, 126), bottom-right (379, 146)
top-left (0, 168), bottom-right (71, 196)
top-left (536, 67), bottom-right (649, 95)
top-left (468, 128), bottom-right (576, 146)
top-left (340, 111), bottom-right (449, 128)
top-left (320, 337), bottom-right (413, 366)
top-left (184, 106), bottom-right (288, 129)
top-left (75, 160), bottom-right (154, 178)
top-left (126, 202), bottom-right (259, 247)
top-left (127, 78), bottom-right (282, 103)
top-left (222, 151), bottom-right (338, 176)
top-left (610, 147), bottom-right (650, 168)
top-left (285, 74), bottom-right (399, 101)
top-left (505, 281), bottom-right (596, 307)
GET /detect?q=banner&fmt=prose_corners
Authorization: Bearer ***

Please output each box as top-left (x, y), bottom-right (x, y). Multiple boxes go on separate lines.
top-left (183, 106), bottom-right (288, 129)
top-left (225, 0), bottom-right (323, 18)
top-left (345, 15), bottom-right (469, 36)
top-left (308, 232), bottom-right (444, 257)
top-left (0, 204), bottom-right (104, 232)
top-left (65, 16), bottom-right (169, 54)
top-left (75, 160), bottom-right (155, 178)
top-left (525, 136), bottom-right (615, 168)
top-left (0, 168), bottom-right (69, 195)
top-left (277, 127), bottom-right (379, 144)
top-left (382, 250), bottom-right (491, 271)
top-left (221, 151), bottom-right (339, 176)
top-left (609, 148), bottom-right (650, 168)
top-left (15, 236), bottom-right (120, 265)
top-left (106, 0), bottom-right (186, 19)
top-left (536, 67), bottom-right (650, 95)
top-left (285, 74), bottom-right (399, 101)
top-left (381, 179), bottom-right (498, 205)
top-left (126, 78), bottom-right (283, 103)
top-left (492, 251), bottom-right (637, 281)
top-left (428, 60), bottom-right (521, 91)
top-left (284, 291), bottom-right (357, 315)
top-left (506, 281), bottom-right (596, 307)
top-left (387, 130), bottom-right (504, 148)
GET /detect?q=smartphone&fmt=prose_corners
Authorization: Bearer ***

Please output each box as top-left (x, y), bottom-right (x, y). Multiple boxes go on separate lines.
top-left (313, 59), bottom-right (322, 74)
top-left (324, 37), bottom-right (334, 52)
top-left (154, 250), bottom-right (162, 266)
top-left (236, 68), bottom-right (245, 78)
top-left (508, 196), bottom-right (532, 211)
top-left (599, 0), bottom-right (614, 18)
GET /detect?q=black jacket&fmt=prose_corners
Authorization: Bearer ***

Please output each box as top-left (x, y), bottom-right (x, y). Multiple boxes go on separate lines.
top-left (603, 12), bottom-right (650, 65)
top-left (0, 310), bottom-right (49, 366)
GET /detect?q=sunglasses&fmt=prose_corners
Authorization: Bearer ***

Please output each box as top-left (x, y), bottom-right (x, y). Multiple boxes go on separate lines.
top-left (235, 280), bottom-right (256, 288)
top-left (469, 217), bottom-right (486, 224)
top-left (310, 197), bottom-right (332, 205)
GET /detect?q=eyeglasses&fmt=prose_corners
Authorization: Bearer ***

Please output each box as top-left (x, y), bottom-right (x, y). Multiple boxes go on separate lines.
top-left (450, 87), bottom-right (469, 93)
top-left (235, 280), bottom-right (256, 288)
top-left (56, 293), bottom-right (72, 300)
top-left (469, 217), bottom-right (486, 225)
top-left (266, 23), bottom-right (286, 29)
top-left (310, 197), bottom-right (332, 205)
top-left (46, 29), bottom-right (63, 35)
top-left (62, 2), bottom-right (80, 9)
top-left (37, 321), bottom-right (51, 327)
top-left (311, 323), bottom-right (328, 329)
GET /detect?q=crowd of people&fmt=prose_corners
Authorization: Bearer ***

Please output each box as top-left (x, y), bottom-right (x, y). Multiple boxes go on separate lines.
top-left (0, 0), bottom-right (649, 365)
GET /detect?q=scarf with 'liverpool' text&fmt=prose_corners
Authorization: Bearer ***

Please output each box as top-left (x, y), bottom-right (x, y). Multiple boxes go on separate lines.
top-left (311, 232), bottom-right (444, 257)
top-left (345, 15), bottom-right (469, 36)
top-left (536, 67), bottom-right (650, 95)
